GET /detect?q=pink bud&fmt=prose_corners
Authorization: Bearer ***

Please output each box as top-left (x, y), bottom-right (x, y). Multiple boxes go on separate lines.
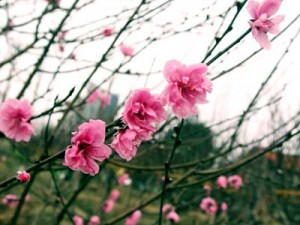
top-left (221, 202), bottom-right (228, 212)
top-left (117, 173), bottom-right (131, 186)
top-left (109, 189), bottom-right (120, 201)
top-left (216, 176), bottom-right (228, 189)
top-left (103, 200), bottom-right (115, 214)
top-left (102, 27), bottom-right (114, 37)
top-left (73, 215), bottom-right (84, 225)
top-left (120, 43), bottom-right (134, 56)
top-left (89, 215), bottom-right (101, 225)
top-left (17, 171), bottom-right (30, 182)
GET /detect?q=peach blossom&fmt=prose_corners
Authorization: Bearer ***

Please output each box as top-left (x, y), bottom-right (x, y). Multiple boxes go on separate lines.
top-left (17, 171), bottom-right (30, 182)
top-left (103, 199), bottom-right (115, 214)
top-left (221, 202), bottom-right (228, 212)
top-left (89, 215), bottom-right (100, 225)
top-left (102, 27), bottom-right (114, 37)
top-left (120, 43), bottom-right (134, 56)
top-left (117, 173), bottom-right (132, 186)
top-left (166, 211), bottom-right (180, 223)
top-left (123, 89), bottom-right (166, 133)
top-left (64, 120), bottom-right (111, 175)
top-left (247, 0), bottom-right (284, 49)
top-left (161, 60), bottom-right (212, 118)
top-left (0, 99), bottom-right (35, 142)
top-left (228, 175), bottom-right (243, 189)
top-left (216, 176), bottom-right (228, 189)
top-left (125, 210), bottom-right (142, 225)
top-left (2, 194), bottom-right (18, 207)
top-left (73, 215), bottom-right (84, 225)
top-left (200, 197), bottom-right (218, 215)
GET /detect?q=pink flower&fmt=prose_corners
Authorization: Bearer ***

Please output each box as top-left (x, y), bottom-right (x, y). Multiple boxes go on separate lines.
top-left (166, 211), bottom-right (180, 223)
top-left (123, 89), bottom-right (166, 133)
top-left (109, 189), bottom-right (120, 201)
top-left (117, 173), bottom-right (132, 186)
top-left (0, 99), bottom-right (35, 142)
top-left (103, 199), bottom-right (115, 214)
top-left (203, 184), bottom-right (211, 195)
top-left (216, 176), bottom-right (228, 189)
top-left (125, 210), bottom-right (142, 225)
top-left (228, 175), bottom-right (243, 189)
top-left (120, 43), bottom-right (134, 56)
top-left (73, 215), bottom-right (84, 225)
top-left (200, 197), bottom-right (218, 215)
top-left (2, 194), bottom-right (18, 207)
top-left (17, 171), bottom-right (30, 182)
top-left (247, 0), bottom-right (284, 49)
top-left (64, 119), bottom-right (111, 176)
top-left (89, 215), bottom-right (101, 225)
top-left (161, 60), bottom-right (212, 118)
top-left (221, 202), bottom-right (228, 212)
top-left (111, 129), bottom-right (143, 161)
top-left (103, 27), bottom-right (114, 37)
top-left (162, 204), bottom-right (175, 214)
top-left (86, 89), bottom-right (101, 104)
top-left (100, 93), bottom-right (111, 108)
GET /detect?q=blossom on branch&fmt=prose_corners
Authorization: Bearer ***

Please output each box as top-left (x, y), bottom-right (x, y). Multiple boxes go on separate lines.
top-left (123, 89), bottom-right (166, 133)
top-left (161, 60), bottom-right (212, 118)
top-left (88, 215), bottom-right (100, 225)
top-left (117, 173), bottom-right (132, 186)
top-left (216, 175), bottom-right (228, 189)
top-left (228, 175), bottom-right (243, 189)
top-left (17, 171), bottom-right (30, 182)
top-left (0, 99), bottom-right (35, 142)
top-left (125, 210), bottom-right (142, 225)
top-left (102, 27), bottom-right (114, 37)
top-left (120, 43), bottom-right (134, 56)
top-left (200, 197), bottom-right (218, 215)
top-left (166, 211), bottom-right (180, 223)
top-left (73, 215), bottom-right (84, 225)
top-left (247, 0), bottom-right (284, 49)
top-left (64, 120), bottom-right (111, 175)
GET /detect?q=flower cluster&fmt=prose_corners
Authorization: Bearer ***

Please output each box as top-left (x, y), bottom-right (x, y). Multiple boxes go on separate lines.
top-left (111, 89), bottom-right (166, 161)
top-left (216, 174), bottom-right (243, 190)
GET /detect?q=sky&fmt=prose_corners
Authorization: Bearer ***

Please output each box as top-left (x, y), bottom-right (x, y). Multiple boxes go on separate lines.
top-left (0, 0), bottom-right (300, 148)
